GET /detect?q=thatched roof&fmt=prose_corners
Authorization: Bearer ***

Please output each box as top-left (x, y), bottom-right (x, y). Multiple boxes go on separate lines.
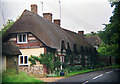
top-left (2, 43), bottom-right (21, 55)
top-left (2, 10), bottom-right (94, 51)
top-left (85, 36), bottom-right (102, 46)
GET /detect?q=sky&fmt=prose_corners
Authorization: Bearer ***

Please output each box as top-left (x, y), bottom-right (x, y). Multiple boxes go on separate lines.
top-left (0, 0), bottom-right (115, 34)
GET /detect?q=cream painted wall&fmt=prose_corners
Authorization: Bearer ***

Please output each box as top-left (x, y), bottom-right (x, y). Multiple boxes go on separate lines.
top-left (19, 48), bottom-right (44, 66)
top-left (2, 56), bottom-right (6, 71)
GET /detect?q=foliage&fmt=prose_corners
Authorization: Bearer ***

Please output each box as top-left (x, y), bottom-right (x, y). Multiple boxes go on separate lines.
top-left (65, 65), bottom-right (120, 77)
top-left (93, 62), bottom-right (106, 68)
top-left (98, 2), bottom-right (119, 45)
top-left (62, 62), bottom-right (68, 69)
top-left (54, 56), bottom-right (61, 69)
top-left (28, 55), bottom-right (37, 66)
top-left (97, 42), bottom-right (118, 56)
top-left (84, 31), bottom-right (98, 36)
top-left (69, 54), bottom-right (76, 66)
top-left (2, 69), bottom-right (43, 82)
top-left (1, 19), bottom-right (14, 36)
top-left (65, 52), bottom-right (79, 67)
top-left (98, 23), bottom-right (119, 45)
top-left (68, 66), bottom-right (82, 72)
top-left (65, 69), bottom-right (94, 77)
top-left (48, 65), bottom-right (120, 77)
top-left (97, 2), bottom-right (120, 63)
top-left (29, 53), bottom-right (61, 74)
top-left (40, 53), bottom-right (54, 73)
top-left (104, 65), bottom-right (120, 68)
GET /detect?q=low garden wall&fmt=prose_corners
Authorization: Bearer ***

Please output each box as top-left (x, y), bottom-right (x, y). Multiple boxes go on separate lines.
top-left (19, 62), bottom-right (47, 77)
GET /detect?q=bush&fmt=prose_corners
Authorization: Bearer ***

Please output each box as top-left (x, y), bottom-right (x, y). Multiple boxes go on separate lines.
top-left (54, 70), bottom-right (60, 76)
top-left (62, 69), bottom-right (68, 75)
top-left (62, 62), bottom-right (68, 68)
top-left (67, 65), bottom-right (83, 72)
top-left (99, 62), bottom-right (106, 67)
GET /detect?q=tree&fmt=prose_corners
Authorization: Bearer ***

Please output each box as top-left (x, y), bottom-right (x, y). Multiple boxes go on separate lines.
top-left (84, 31), bottom-right (98, 36)
top-left (1, 19), bottom-right (14, 35)
top-left (98, 2), bottom-right (120, 64)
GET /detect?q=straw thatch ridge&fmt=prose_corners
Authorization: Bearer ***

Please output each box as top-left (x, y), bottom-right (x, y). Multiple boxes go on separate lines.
top-left (2, 9), bottom-right (94, 51)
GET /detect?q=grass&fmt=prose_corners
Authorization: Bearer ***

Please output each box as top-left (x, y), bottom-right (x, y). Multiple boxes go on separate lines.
top-left (64, 65), bottom-right (120, 77)
top-left (2, 69), bottom-right (44, 82)
top-left (104, 65), bottom-right (120, 68)
top-left (4, 65), bottom-right (119, 81)
top-left (41, 65), bottom-right (120, 77)
top-left (65, 69), bottom-right (94, 77)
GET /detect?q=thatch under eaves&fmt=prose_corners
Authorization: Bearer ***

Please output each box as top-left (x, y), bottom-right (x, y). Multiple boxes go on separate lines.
top-left (2, 10), bottom-right (94, 52)
top-left (2, 43), bottom-right (21, 55)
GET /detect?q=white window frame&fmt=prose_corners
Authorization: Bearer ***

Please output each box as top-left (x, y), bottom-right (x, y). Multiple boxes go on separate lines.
top-left (62, 56), bottom-right (64, 63)
top-left (60, 56), bottom-right (64, 63)
top-left (60, 56), bottom-right (62, 63)
top-left (18, 55), bottom-right (28, 66)
top-left (17, 33), bottom-right (27, 44)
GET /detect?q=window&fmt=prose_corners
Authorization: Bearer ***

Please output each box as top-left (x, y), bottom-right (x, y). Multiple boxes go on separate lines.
top-left (17, 34), bottom-right (27, 43)
top-left (85, 56), bottom-right (88, 59)
top-left (60, 56), bottom-right (64, 63)
top-left (19, 55), bottom-right (28, 65)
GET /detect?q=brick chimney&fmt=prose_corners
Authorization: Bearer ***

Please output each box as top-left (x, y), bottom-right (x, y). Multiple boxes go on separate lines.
top-left (31, 4), bottom-right (37, 14)
top-left (54, 19), bottom-right (61, 26)
top-left (43, 13), bottom-right (52, 22)
top-left (78, 31), bottom-right (84, 35)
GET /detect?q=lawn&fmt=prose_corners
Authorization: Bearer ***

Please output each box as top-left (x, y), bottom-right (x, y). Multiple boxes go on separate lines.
top-left (104, 65), bottom-right (120, 68)
top-left (65, 69), bottom-right (94, 77)
top-left (65, 65), bottom-right (120, 77)
top-left (2, 69), bottom-right (44, 82)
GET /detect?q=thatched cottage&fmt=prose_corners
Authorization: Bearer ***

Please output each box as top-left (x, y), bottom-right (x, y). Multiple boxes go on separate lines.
top-left (2, 4), bottom-right (98, 74)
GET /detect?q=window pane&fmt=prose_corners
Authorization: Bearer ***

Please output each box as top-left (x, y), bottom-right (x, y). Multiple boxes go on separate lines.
top-left (19, 35), bottom-right (22, 42)
top-left (60, 56), bottom-right (62, 63)
top-left (20, 56), bottom-right (23, 64)
top-left (62, 56), bottom-right (64, 63)
top-left (24, 56), bottom-right (27, 64)
top-left (23, 34), bottom-right (26, 42)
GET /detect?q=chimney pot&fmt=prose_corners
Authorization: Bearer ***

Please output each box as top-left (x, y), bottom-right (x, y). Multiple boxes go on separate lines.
top-left (78, 31), bottom-right (84, 35)
top-left (43, 13), bottom-right (52, 22)
top-left (31, 4), bottom-right (37, 14)
top-left (54, 19), bottom-right (61, 26)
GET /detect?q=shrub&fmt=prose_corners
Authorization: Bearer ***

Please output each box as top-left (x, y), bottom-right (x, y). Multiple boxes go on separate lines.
top-left (67, 65), bottom-right (83, 72)
top-left (99, 62), bottom-right (106, 67)
top-left (29, 53), bottom-right (61, 74)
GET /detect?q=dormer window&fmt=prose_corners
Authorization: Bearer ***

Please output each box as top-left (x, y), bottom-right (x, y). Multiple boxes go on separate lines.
top-left (17, 34), bottom-right (27, 43)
